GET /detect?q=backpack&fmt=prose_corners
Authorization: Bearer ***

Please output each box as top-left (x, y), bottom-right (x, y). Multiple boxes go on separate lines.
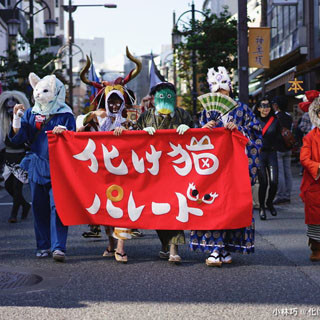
top-left (280, 126), bottom-right (296, 149)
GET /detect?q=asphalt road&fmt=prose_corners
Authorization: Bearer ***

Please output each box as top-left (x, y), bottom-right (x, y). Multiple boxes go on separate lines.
top-left (0, 163), bottom-right (319, 320)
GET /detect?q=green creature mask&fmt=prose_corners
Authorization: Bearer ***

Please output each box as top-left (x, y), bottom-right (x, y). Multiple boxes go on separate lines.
top-left (154, 88), bottom-right (176, 115)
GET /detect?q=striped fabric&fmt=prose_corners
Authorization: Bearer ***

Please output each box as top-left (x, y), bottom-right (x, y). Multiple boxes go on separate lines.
top-left (307, 224), bottom-right (320, 241)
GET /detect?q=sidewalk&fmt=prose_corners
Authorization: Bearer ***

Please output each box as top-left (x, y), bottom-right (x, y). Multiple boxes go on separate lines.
top-left (0, 163), bottom-right (320, 320)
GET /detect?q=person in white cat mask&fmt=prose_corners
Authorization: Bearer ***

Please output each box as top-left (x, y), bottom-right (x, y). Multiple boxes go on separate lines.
top-left (9, 73), bottom-right (76, 262)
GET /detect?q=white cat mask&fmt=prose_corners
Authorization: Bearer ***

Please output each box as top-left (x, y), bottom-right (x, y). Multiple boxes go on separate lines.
top-left (207, 67), bottom-right (232, 93)
top-left (29, 73), bottom-right (56, 106)
top-left (28, 72), bottom-right (72, 116)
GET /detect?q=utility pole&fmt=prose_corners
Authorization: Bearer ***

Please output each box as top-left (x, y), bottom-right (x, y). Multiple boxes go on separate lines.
top-left (29, 0), bottom-right (34, 65)
top-left (237, 0), bottom-right (249, 104)
top-left (68, 0), bottom-right (75, 109)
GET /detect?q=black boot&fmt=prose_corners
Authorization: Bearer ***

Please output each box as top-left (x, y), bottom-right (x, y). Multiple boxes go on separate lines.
top-left (259, 207), bottom-right (266, 220)
top-left (266, 202), bottom-right (277, 216)
top-left (21, 202), bottom-right (31, 220)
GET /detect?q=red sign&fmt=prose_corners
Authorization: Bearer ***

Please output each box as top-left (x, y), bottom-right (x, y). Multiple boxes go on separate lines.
top-left (47, 128), bottom-right (252, 230)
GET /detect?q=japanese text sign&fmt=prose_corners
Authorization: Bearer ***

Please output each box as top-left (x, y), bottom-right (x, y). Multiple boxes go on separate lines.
top-left (47, 128), bottom-right (252, 230)
top-left (249, 27), bottom-right (270, 69)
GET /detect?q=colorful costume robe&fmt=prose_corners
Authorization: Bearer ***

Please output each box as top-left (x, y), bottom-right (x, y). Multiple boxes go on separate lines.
top-left (190, 102), bottom-right (262, 254)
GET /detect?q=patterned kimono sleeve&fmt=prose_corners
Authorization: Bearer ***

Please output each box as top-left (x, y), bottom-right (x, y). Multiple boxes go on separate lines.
top-left (234, 104), bottom-right (262, 150)
top-left (199, 109), bottom-right (224, 127)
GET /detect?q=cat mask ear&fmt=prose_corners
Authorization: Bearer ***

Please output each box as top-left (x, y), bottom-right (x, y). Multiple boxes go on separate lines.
top-left (29, 73), bottom-right (41, 89)
top-left (47, 75), bottom-right (56, 93)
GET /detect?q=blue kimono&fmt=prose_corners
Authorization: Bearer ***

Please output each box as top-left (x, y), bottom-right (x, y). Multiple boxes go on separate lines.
top-left (190, 102), bottom-right (262, 255)
top-left (9, 78), bottom-right (75, 254)
top-left (200, 101), bottom-right (262, 185)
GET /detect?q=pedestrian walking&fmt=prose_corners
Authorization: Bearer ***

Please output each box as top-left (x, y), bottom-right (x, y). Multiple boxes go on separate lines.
top-left (255, 97), bottom-right (282, 220)
top-left (9, 73), bottom-right (76, 262)
top-left (299, 90), bottom-right (320, 262)
top-left (0, 91), bottom-right (30, 223)
top-left (272, 96), bottom-right (294, 204)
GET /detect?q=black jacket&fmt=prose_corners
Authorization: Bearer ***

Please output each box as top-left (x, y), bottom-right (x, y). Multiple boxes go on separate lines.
top-left (275, 111), bottom-right (293, 152)
top-left (258, 115), bottom-right (282, 152)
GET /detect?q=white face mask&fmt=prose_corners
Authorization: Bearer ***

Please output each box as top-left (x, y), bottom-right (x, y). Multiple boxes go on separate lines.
top-left (207, 67), bottom-right (231, 93)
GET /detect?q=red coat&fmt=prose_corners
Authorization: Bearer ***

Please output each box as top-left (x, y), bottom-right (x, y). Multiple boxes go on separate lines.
top-left (300, 128), bottom-right (320, 224)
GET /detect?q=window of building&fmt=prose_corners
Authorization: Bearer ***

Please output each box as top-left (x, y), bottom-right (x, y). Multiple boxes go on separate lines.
top-left (289, 5), bottom-right (297, 32)
top-left (277, 6), bottom-right (283, 41)
top-left (271, 7), bottom-right (278, 47)
top-left (283, 6), bottom-right (289, 38)
top-left (56, 0), bottom-right (59, 8)
top-left (297, 0), bottom-right (303, 26)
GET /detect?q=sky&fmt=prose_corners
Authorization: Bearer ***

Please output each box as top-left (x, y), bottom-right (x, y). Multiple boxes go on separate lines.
top-left (68, 0), bottom-right (205, 69)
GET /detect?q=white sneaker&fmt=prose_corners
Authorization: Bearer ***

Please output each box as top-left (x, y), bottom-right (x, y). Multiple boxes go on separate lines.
top-left (52, 249), bottom-right (65, 262)
top-left (206, 251), bottom-right (222, 267)
top-left (221, 250), bottom-right (232, 264)
top-left (36, 249), bottom-right (51, 258)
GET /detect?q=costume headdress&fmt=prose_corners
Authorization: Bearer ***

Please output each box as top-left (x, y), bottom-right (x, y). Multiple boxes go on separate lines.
top-left (299, 90), bottom-right (320, 129)
top-left (207, 66), bottom-right (232, 93)
top-left (80, 47), bottom-right (142, 108)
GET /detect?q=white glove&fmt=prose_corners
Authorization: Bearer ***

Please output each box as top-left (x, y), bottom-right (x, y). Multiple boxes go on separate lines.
top-left (176, 124), bottom-right (190, 135)
top-left (143, 127), bottom-right (156, 135)
top-left (12, 112), bottom-right (21, 129)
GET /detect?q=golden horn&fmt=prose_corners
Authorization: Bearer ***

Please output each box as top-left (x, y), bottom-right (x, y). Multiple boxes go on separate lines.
top-left (126, 46), bottom-right (142, 80)
top-left (80, 55), bottom-right (93, 86)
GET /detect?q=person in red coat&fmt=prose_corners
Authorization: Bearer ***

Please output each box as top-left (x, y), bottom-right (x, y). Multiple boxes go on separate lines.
top-left (299, 90), bottom-right (320, 261)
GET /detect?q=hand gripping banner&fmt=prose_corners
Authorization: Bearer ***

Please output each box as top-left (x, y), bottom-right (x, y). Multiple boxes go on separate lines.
top-left (47, 128), bottom-right (252, 230)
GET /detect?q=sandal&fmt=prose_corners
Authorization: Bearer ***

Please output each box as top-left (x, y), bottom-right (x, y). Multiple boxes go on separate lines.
top-left (115, 252), bottom-right (128, 263)
top-left (82, 230), bottom-right (101, 238)
top-left (168, 254), bottom-right (182, 264)
top-left (221, 251), bottom-right (232, 264)
top-left (102, 248), bottom-right (115, 257)
top-left (159, 250), bottom-right (170, 259)
top-left (206, 251), bottom-right (222, 267)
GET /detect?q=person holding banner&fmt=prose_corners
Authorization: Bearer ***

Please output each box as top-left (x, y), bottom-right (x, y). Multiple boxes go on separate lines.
top-left (9, 73), bottom-right (76, 262)
top-left (137, 82), bottom-right (194, 263)
top-left (190, 66), bottom-right (262, 267)
top-left (299, 91), bottom-right (320, 262)
top-left (78, 48), bottom-right (142, 263)
top-left (255, 97), bottom-right (282, 220)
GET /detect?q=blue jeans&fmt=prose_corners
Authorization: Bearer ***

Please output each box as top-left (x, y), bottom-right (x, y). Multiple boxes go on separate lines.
top-left (276, 151), bottom-right (292, 200)
top-left (29, 181), bottom-right (68, 252)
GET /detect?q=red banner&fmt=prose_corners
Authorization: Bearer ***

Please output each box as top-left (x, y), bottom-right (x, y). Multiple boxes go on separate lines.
top-left (48, 128), bottom-right (252, 230)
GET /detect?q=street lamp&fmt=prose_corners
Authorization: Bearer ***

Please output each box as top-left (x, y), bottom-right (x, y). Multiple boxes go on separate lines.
top-left (172, 3), bottom-right (207, 118)
top-left (42, 42), bottom-right (86, 71)
top-left (62, 2), bottom-right (117, 109)
top-left (7, 0), bottom-right (57, 64)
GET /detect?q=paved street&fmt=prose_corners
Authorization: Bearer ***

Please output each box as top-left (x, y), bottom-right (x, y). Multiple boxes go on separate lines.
top-left (0, 163), bottom-right (319, 320)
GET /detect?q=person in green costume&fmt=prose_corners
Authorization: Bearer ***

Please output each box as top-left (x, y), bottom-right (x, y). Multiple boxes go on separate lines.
top-left (137, 82), bottom-right (194, 263)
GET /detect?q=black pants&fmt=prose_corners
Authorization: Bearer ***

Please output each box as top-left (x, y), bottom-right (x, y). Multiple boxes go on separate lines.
top-left (258, 151), bottom-right (278, 208)
top-left (5, 174), bottom-right (29, 219)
